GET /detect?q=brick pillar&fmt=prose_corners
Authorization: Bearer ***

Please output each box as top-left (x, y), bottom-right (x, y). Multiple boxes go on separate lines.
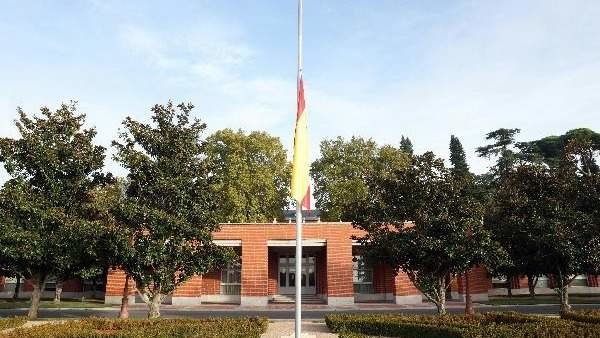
top-left (587, 275), bottom-right (599, 287)
top-left (394, 270), bottom-right (422, 304)
top-left (510, 276), bottom-right (522, 289)
top-left (0, 276), bottom-right (4, 291)
top-left (456, 266), bottom-right (491, 301)
top-left (104, 269), bottom-right (135, 304)
top-left (240, 238), bottom-right (268, 306)
top-left (316, 249), bottom-right (327, 298)
top-left (326, 232), bottom-right (354, 306)
top-left (172, 275), bottom-right (202, 305)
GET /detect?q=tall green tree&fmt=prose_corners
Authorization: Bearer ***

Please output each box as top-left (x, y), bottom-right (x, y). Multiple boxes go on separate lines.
top-left (355, 152), bottom-right (503, 315)
top-left (0, 103), bottom-right (108, 319)
top-left (449, 135), bottom-right (469, 176)
top-left (311, 137), bottom-right (409, 221)
top-left (112, 102), bottom-right (234, 318)
top-left (400, 135), bottom-right (414, 155)
top-left (476, 128), bottom-right (522, 176)
top-left (205, 129), bottom-right (290, 223)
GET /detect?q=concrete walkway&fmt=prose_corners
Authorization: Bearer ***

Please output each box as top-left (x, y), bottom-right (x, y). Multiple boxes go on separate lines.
top-left (261, 320), bottom-right (337, 338)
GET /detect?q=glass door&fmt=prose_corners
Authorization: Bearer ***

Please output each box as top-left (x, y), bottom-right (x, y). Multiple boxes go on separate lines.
top-left (278, 255), bottom-right (316, 294)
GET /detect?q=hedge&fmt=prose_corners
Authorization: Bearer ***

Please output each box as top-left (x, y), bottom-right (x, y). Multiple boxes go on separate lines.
top-left (326, 312), bottom-right (600, 338)
top-left (0, 317), bottom-right (27, 331)
top-left (561, 309), bottom-right (600, 324)
top-left (0, 317), bottom-right (268, 338)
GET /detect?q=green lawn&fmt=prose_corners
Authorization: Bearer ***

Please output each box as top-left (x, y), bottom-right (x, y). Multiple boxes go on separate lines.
top-left (0, 298), bottom-right (111, 309)
top-left (481, 294), bottom-right (600, 305)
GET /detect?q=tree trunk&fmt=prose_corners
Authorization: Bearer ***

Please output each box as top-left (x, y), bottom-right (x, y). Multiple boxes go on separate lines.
top-left (53, 280), bottom-right (63, 304)
top-left (91, 278), bottom-right (97, 299)
top-left (464, 273), bottom-right (474, 315)
top-left (148, 294), bottom-right (162, 319)
top-left (119, 277), bottom-right (130, 319)
top-left (559, 285), bottom-right (571, 313)
top-left (28, 277), bottom-right (46, 319)
top-left (526, 275), bottom-right (537, 299)
top-left (506, 276), bottom-right (513, 298)
top-left (434, 281), bottom-right (447, 315)
top-left (12, 277), bottom-right (21, 300)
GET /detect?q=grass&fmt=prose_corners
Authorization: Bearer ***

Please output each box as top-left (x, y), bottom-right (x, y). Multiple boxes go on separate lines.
top-left (0, 298), bottom-right (111, 309)
top-left (480, 294), bottom-right (600, 305)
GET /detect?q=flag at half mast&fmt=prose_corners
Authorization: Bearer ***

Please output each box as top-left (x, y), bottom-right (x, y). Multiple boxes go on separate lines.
top-left (291, 74), bottom-right (310, 205)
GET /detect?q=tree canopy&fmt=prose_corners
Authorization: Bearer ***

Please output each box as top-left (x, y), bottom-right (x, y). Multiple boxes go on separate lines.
top-left (311, 136), bottom-right (410, 221)
top-left (205, 128), bottom-right (290, 223)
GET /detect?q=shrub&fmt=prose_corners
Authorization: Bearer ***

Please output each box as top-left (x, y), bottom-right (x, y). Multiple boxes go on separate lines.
top-left (0, 317), bottom-right (268, 338)
top-left (561, 309), bottom-right (600, 324)
top-left (0, 317), bottom-right (27, 330)
top-left (325, 312), bottom-right (600, 338)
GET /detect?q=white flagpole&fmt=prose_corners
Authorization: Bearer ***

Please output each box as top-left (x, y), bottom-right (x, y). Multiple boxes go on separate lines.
top-left (295, 1), bottom-right (303, 337)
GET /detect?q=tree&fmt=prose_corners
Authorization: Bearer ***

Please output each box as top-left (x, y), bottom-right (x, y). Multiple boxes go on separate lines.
top-left (400, 135), bottom-right (414, 155)
top-left (205, 129), bottom-right (290, 223)
top-left (449, 135), bottom-right (469, 175)
top-left (0, 103), bottom-right (108, 319)
top-left (545, 139), bottom-right (600, 312)
top-left (476, 128), bottom-right (521, 176)
top-left (522, 128), bottom-right (600, 171)
top-left (112, 101), bottom-right (234, 318)
top-left (311, 137), bottom-right (409, 221)
top-left (355, 152), bottom-right (502, 315)
top-left (486, 163), bottom-right (552, 299)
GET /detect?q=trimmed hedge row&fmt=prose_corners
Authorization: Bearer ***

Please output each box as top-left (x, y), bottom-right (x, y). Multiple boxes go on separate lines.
top-left (562, 309), bottom-right (600, 324)
top-left (0, 317), bottom-right (27, 331)
top-left (326, 312), bottom-right (600, 338)
top-left (0, 317), bottom-right (268, 338)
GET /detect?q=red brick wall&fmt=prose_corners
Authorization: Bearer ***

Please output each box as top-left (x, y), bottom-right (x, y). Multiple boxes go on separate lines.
top-left (325, 227), bottom-right (354, 297)
top-left (21, 278), bottom-right (83, 292)
top-left (588, 275), bottom-right (599, 287)
top-left (105, 269), bottom-right (135, 296)
top-left (394, 271), bottom-right (420, 296)
top-left (241, 236), bottom-right (268, 297)
top-left (173, 275), bottom-right (202, 297)
top-left (0, 276), bottom-right (4, 291)
top-left (456, 266), bottom-right (492, 295)
top-left (202, 270), bottom-right (220, 295)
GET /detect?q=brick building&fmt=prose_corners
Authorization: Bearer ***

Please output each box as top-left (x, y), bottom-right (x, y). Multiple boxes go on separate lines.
top-left (2, 219), bottom-right (598, 304)
top-left (103, 220), bottom-right (490, 306)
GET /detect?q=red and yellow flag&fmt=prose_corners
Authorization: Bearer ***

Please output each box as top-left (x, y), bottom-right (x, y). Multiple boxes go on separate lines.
top-left (291, 75), bottom-right (310, 205)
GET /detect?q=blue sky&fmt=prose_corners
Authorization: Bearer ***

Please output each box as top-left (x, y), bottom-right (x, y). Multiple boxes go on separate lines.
top-left (1, 0), bottom-right (600, 179)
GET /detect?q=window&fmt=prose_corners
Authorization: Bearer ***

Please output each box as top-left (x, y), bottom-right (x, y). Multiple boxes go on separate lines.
top-left (353, 255), bottom-right (373, 294)
top-left (221, 261), bottom-right (241, 295)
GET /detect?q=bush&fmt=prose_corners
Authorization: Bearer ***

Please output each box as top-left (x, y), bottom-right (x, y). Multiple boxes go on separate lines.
top-left (325, 312), bottom-right (600, 338)
top-left (561, 309), bottom-right (600, 324)
top-left (0, 317), bottom-right (268, 338)
top-left (0, 317), bottom-right (27, 330)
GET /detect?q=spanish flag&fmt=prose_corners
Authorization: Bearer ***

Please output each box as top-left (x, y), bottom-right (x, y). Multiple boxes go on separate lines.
top-left (291, 74), bottom-right (310, 205)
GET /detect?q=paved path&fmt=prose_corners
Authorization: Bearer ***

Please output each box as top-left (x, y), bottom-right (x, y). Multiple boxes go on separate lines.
top-left (1, 303), bottom-right (600, 319)
top-left (261, 321), bottom-right (337, 338)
